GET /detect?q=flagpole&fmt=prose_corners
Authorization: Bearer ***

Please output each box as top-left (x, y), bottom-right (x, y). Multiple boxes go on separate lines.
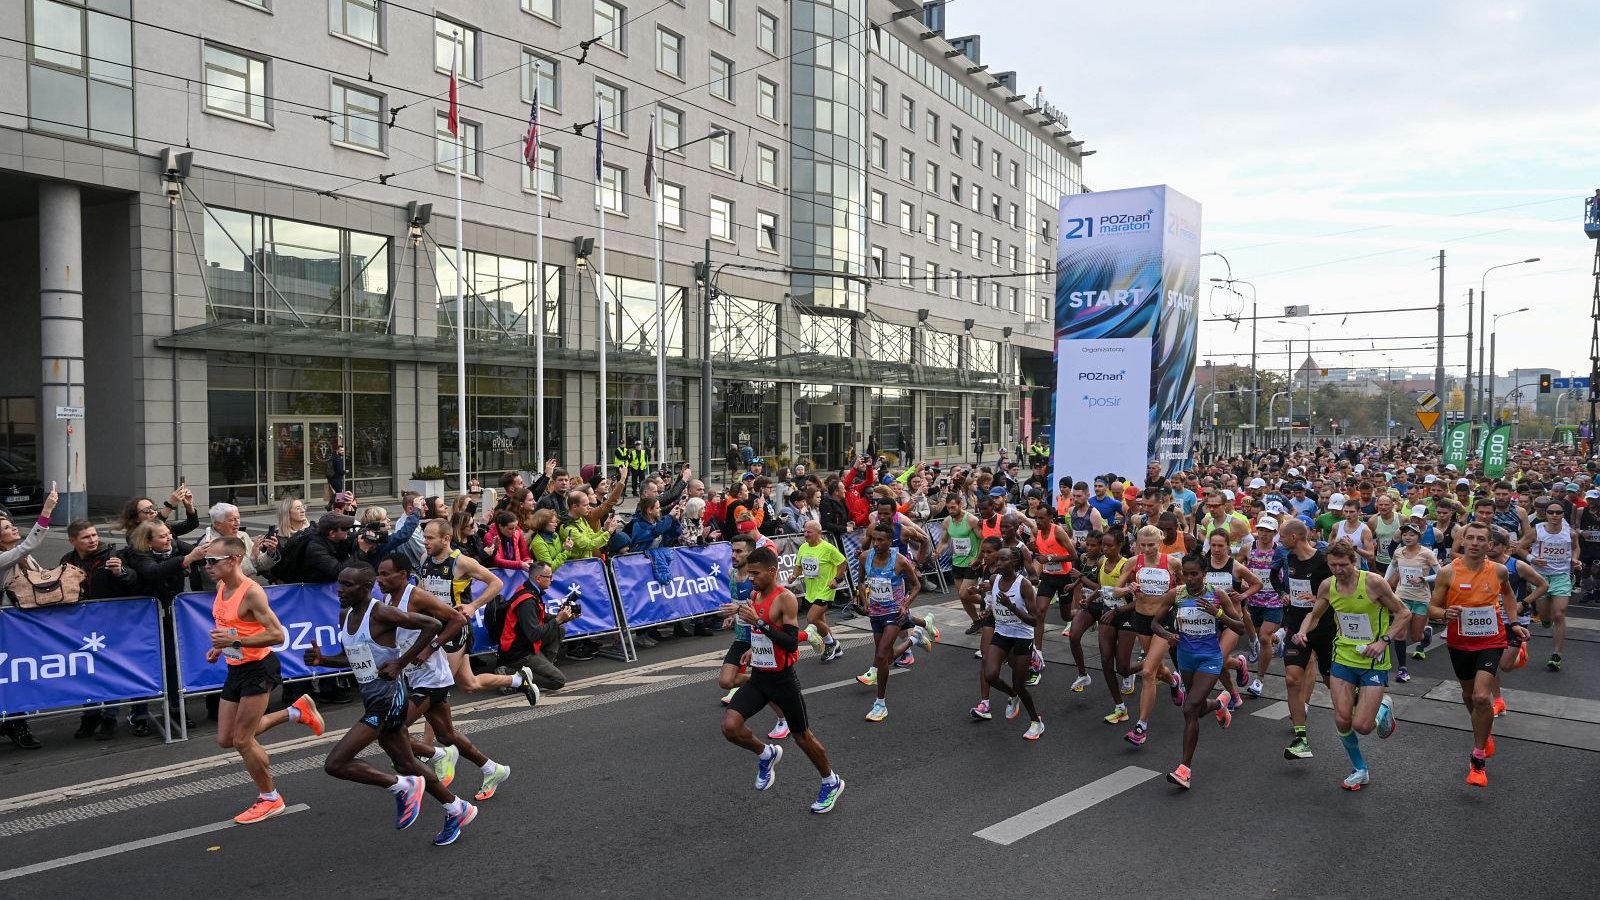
top-left (651, 112), bottom-right (667, 472)
top-left (451, 37), bottom-right (468, 497)
top-left (595, 93), bottom-right (609, 473)
top-left (533, 93), bottom-right (546, 467)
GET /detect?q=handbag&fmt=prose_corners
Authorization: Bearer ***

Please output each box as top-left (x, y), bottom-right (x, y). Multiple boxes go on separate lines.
top-left (6, 562), bottom-right (87, 608)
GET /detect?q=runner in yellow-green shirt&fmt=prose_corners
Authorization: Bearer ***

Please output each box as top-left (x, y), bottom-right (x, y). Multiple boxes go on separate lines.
top-left (792, 520), bottom-right (846, 663)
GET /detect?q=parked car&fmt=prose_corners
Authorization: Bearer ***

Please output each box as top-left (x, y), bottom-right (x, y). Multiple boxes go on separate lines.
top-left (0, 449), bottom-right (43, 515)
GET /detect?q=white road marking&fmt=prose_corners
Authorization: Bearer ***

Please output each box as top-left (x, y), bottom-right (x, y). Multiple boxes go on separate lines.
top-left (974, 767), bottom-right (1159, 845)
top-left (1252, 701), bottom-right (1291, 720)
top-left (0, 804), bottom-right (310, 882)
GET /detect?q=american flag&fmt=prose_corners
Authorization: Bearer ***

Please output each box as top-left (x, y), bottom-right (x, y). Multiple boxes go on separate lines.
top-left (522, 91), bottom-right (540, 171)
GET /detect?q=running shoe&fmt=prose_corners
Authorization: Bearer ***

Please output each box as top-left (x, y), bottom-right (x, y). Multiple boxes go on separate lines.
top-left (922, 618), bottom-right (942, 646)
top-left (1215, 692), bottom-right (1232, 729)
top-left (1247, 678), bottom-right (1264, 697)
top-left (473, 763), bottom-right (511, 801)
top-left (1421, 624), bottom-right (1433, 648)
top-left (1166, 763), bottom-right (1191, 790)
top-left (1120, 675), bottom-right (1136, 695)
top-left (1376, 695), bottom-right (1396, 740)
top-left (432, 801), bottom-right (477, 846)
top-left (432, 744), bottom-right (460, 787)
top-left (1341, 768), bottom-right (1370, 791)
top-left (1029, 647), bottom-right (1045, 674)
top-left (1071, 673), bottom-right (1092, 693)
top-left (1247, 635), bottom-right (1261, 665)
top-left (1060, 626), bottom-right (1073, 638)
top-left (974, 648), bottom-right (983, 659)
top-left (1026, 671), bottom-right (1041, 686)
top-left (1227, 692), bottom-right (1244, 711)
top-left (965, 621), bottom-right (984, 635)
top-left (1005, 696), bottom-right (1022, 720)
top-left (1547, 653), bottom-right (1563, 671)
top-left (1168, 671), bottom-right (1186, 707)
top-left (1513, 643), bottom-right (1528, 670)
top-left (865, 700), bottom-right (888, 722)
top-left (394, 775), bottom-right (424, 830)
top-left (821, 642), bottom-right (845, 663)
top-left (811, 776), bottom-right (844, 814)
top-left (233, 795), bottom-right (286, 825)
top-left (1492, 696), bottom-right (1506, 718)
top-left (1124, 724), bottom-right (1148, 747)
top-left (806, 629), bottom-right (825, 655)
top-left (893, 650), bottom-right (915, 668)
top-left (1103, 704), bottom-right (1129, 724)
top-left (1234, 655), bottom-right (1250, 686)
top-left (1395, 666), bottom-right (1411, 683)
top-left (1411, 647), bottom-right (1427, 661)
top-left (970, 699), bottom-right (992, 720)
top-left (517, 666), bottom-right (541, 706)
top-left (1485, 736), bottom-right (1496, 759)
top-left (1023, 720), bottom-right (1045, 741)
top-left (1467, 757), bottom-right (1488, 788)
top-left (1284, 736), bottom-right (1313, 759)
top-left (290, 694), bottom-right (325, 737)
top-left (767, 719), bottom-right (791, 740)
top-left (1273, 628), bottom-right (1286, 658)
top-left (720, 688), bottom-right (737, 705)
top-left (756, 744), bottom-right (783, 790)
top-left (856, 667), bottom-right (878, 686)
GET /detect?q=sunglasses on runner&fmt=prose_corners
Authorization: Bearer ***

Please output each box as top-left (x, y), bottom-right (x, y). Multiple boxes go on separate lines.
top-left (203, 555), bottom-right (236, 566)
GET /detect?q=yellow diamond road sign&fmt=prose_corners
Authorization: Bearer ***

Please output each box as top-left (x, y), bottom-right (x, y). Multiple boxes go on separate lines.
top-left (1417, 391), bottom-right (1440, 412)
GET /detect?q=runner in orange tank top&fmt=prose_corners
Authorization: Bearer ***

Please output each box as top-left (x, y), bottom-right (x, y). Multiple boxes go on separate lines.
top-left (204, 536), bottom-right (325, 824)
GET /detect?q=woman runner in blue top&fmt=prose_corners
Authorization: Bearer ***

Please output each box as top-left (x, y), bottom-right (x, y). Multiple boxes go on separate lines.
top-left (1151, 555), bottom-right (1249, 789)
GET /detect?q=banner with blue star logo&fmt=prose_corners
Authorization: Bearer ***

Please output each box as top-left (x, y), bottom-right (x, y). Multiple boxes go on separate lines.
top-left (0, 599), bottom-right (163, 715)
top-left (611, 542), bottom-right (734, 629)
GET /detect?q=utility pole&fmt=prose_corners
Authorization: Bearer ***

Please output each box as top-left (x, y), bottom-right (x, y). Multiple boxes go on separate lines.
top-left (1435, 250), bottom-right (1446, 442)
top-left (1463, 287), bottom-right (1474, 429)
top-left (698, 239), bottom-right (713, 476)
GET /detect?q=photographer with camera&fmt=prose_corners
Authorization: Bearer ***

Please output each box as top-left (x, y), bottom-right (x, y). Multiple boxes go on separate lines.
top-left (491, 561), bottom-right (579, 691)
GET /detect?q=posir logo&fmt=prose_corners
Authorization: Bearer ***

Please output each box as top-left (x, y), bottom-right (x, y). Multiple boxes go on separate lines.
top-left (1066, 288), bottom-right (1150, 309)
top-left (0, 631), bottom-right (103, 685)
top-left (1078, 370), bottom-right (1128, 382)
top-left (1081, 394), bottom-right (1121, 408)
top-left (646, 562), bottom-right (724, 604)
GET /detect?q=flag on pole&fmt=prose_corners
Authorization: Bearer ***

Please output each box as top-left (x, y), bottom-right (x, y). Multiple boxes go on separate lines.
top-left (594, 101), bottom-right (604, 181)
top-left (644, 115), bottom-right (656, 200)
top-left (522, 90), bottom-right (540, 170)
top-left (447, 40), bottom-right (460, 138)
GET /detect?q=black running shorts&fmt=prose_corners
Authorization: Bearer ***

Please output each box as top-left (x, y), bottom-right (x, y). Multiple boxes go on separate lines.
top-left (729, 667), bottom-right (809, 733)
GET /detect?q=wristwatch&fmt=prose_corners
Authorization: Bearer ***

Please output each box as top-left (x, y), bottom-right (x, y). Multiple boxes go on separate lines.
top-left (231, 640), bottom-right (243, 650)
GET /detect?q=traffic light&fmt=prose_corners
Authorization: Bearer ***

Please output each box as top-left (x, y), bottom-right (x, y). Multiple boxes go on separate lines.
top-left (1540, 373), bottom-right (1552, 394)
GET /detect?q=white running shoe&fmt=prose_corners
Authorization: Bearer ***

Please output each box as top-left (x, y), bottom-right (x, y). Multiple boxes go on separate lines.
top-left (1071, 673), bottom-right (1092, 692)
top-left (1005, 696), bottom-right (1022, 720)
top-left (1023, 720), bottom-right (1045, 741)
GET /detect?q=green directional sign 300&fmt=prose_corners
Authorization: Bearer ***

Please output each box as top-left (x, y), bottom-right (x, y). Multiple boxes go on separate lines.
top-left (1443, 422), bottom-right (1471, 469)
top-left (1483, 425), bottom-right (1512, 477)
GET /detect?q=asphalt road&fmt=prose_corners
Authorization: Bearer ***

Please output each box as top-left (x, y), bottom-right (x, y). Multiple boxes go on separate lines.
top-left (4, 601), bottom-right (1600, 900)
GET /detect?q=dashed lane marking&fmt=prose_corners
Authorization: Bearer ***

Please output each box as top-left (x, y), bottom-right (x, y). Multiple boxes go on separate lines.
top-left (974, 767), bottom-right (1160, 845)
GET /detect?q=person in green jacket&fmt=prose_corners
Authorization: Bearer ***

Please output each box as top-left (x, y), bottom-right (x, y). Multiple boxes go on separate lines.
top-left (529, 508), bottom-right (570, 571)
top-left (564, 474), bottom-right (627, 560)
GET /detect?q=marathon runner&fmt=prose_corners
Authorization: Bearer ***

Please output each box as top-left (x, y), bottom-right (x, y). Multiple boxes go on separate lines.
top-left (720, 547), bottom-right (845, 814)
top-left (1386, 519), bottom-right (1440, 680)
top-left (1093, 530), bottom-right (1139, 723)
top-left (1278, 519), bottom-right (1334, 759)
top-left (204, 536), bottom-right (324, 824)
top-left (418, 520), bottom-right (525, 697)
top-left (1430, 522), bottom-right (1527, 787)
top-left (1488, 527), bottom-right (1546, 715)
top-left (941, 492), bottom-right (986, 634)
top-left (1061, 530), bottom-right (1105, 691)
top-left (1520, 499), bottom-right (1574, 670)
top-left (1151, 555), bottom-right (1249, 789)
top-left (305, 562), bottom-right (477, 845)
top-left (1199, 530), bottom-right (1257, 706)
top-left (1029, 506), bottom-right (1074, 666)
top-left (1109, 525), bottom-right (1184, 747)
top-left (1065, 481), bottom-right (1107, 551)
top-left (792, 520), bottom-right (846, 663)
top-left (1293, 540), bottom-right (1409, 791)
top-left (968, 536), bottom-right (1003, 719)
top-left (1240, 517), bottom-right (1283, 695)
top-left (981, 547), bottom-right (1045, 740)
top-left (854, 523), bottom-right (930, 721)
top-left (1330, 494), bottom-right (1376, 569)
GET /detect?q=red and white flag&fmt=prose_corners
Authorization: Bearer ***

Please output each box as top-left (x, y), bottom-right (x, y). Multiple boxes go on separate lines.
top-left (446, 41), bottom-right (460, 139)
top-left (522, 90), bottom-right (540, 170)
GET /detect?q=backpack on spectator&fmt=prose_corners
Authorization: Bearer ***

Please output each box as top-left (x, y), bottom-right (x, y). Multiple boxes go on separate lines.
top-left (267, 530), bottom-right (315, 584)
top-left (6, 562), bottom-right (87, 608)
top-left (481, 583), bottom-right (537, 655)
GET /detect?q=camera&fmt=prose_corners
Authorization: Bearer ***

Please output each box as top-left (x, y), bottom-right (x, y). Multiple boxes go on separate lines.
top-left (563, 584), bottom-right (582, 613)
top-left (361, 527), bottom-right (389, 544)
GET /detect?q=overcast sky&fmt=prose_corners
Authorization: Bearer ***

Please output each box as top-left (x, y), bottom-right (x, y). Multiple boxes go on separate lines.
top-left (949, 0), bottom-right (1600, 382)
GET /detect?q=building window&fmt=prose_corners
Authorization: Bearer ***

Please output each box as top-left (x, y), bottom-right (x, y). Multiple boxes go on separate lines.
top-left (522, 51), bottom-right (557, 106)
top-left (205, 209), bottom-right (394, 333)
top-left (925, 111), bottom-right (939, 144)
top-left (757, 77), bottom-right (778, 120)
top-left (436, 112), bottom-right (480, 175)
top-left (1009, 202), bottom-right (1019, 227)
top-left (971, 137), bottom-right (983, 168)
top-left (204, 44), bottom-right (269, 123)
top-left (870, 78), bottom-right (886, 114)
top-left (950, 125), bottom-right (962, 157)
top-left (1009, 160), bottom-right (1020, 187)
top-left (990, 237), bottom-right (1001, 264)
top-left (948, 269), bottom-right (962, 299)
top-left (330, 82), bottom-right (383, 150)
top-left (922, 332), bottom-right (960, 368)
top-left (870, 245), bottom-right (885, 277)
top-left (991, 193), bottom-right (1002, 220)
top-left (869, 190), bottom-right (885, 224)
top-left (899, 148), bottom-right (915, 183)
top-left (1008, 286), bottom-right (1019, 311)
top-left (599, 163), bottom-right (626, 212)
top-left (593, 1), bottom-right (625, 51)
top-left (709, 127), bottom-right (732, 170)
top-left (331, 0), bottom-right (382, 47)
top-left (899, 95), bottom-right (914, 129)
top-left (989, 282), bottom-right (999, 308)
top-left (899, 201), bottom-right (914, 234)
top-left (710, 0), bottom-right (732, 29)
top-left (709, 53), bottom-right (734, 101)
top-left (948, 220), bottom-right (960, 248)
top-left (924, 211), bottom-right (939, 244)
top-left (434, 18), bottom-right (479, 81)
top-left (870, 134), bottom-right (886, 170)
top-left (969, 184), bottom-right (981, 212)
top-left (661, 182), bottom-right (684, 227)
top-left (595, 79), bottom-right (625, 133)
top-left (523, 0), bottom-right (557, 22)
top-left (992, 149), bottom-right (1003, 177)
top-left (925, 161), bottom-right (939, 193)
top-left (757, 9), bottom-right (778, 54)
top-left (757, 211), bottom-right (778, 252)
top-left (710, 197), bottom-right (735, 241)
top-left (950, 173), bottom-right (962, 202)
top-left (657, 105), bottom-right (683, 151)
top-left (898, 254), bottom-right (914, 287)
top-left (520, 144), bottom-right (560, 196)
top-left (757, 144), bottom-right (778, 186)
top-left (924, 261), bottom-right (937, 292)
top-left (1009, 245), bottom-right (1019, 271)
top-left (800, 314), bottom-right (851, 357)
top-left (28, 0), bottom-right (134, 145)
top-left (970, 230), bottom-right (980, 258)
top-left (656, 27), bottom-right (683, 78)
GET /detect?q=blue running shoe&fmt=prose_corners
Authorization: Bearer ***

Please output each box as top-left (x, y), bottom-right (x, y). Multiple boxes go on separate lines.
top-left (811, 776), bottom-right (845, 814)
top-left (394, 775), bottom-right (423, 831)
top-left (432, 801), bottom-right (477, 846)
top-left (756, 744), bottom-right (783, 790)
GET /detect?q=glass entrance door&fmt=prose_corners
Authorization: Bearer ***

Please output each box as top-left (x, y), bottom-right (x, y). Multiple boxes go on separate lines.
top-left (268, 417), bottom-right (343, 500)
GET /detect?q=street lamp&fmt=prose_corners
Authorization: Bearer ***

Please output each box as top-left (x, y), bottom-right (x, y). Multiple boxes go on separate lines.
top-left (1488, 306), bottom-right (1531, 425)
top-left (1278, 319), bottom-right (1313, 443)
top-left (1211, 276), bottom-right (1259, 432)
top-left (1477, 257), bottom-right (1539, 420)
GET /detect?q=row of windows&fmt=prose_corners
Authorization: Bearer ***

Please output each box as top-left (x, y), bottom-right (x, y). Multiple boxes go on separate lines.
top-left (870, 82), bottom-right (1023, 188)
top-left (869, 246), bottom-right (1023, 309)
top-left (866, 192), bottom-right (1020, 264)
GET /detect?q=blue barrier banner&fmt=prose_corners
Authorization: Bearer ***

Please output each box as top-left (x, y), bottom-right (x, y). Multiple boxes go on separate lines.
top-left (0, 599), bottom-right (164, 715)
top-left (840, 530), bottom-right (866, 586)
top-left (612, 543), bottom-right (733, 629)
top-left (925, 520), bottom-right (954, 573)
top-left (472, 563), bottom-right (619, 647)
top-left (173, 585), bottom-right (343, 693)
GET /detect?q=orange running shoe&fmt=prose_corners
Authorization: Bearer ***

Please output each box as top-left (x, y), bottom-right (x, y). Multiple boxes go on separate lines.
top-left (234, 795), bottom-right (287, 824)
top-left (1514, 643), bottom-right (1528, 670)
top-left (291, 694), bottom-right (325, 737)
top-left (1485, 736), bottom-right (1496, 758)
top-left (1492, 696), bottom-right (1506, 718)
top-left (1466, 760), bottom-right (1488, 788)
